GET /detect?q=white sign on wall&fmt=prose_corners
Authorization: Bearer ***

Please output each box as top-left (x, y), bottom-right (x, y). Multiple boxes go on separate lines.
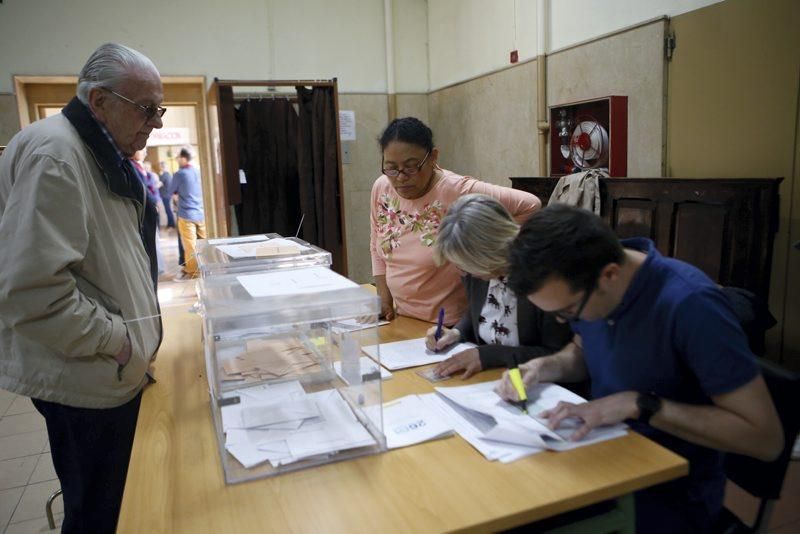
top-left (147, 127), bottom-right (191, 147)
top-left (339, 111), bottom-right (356, 141)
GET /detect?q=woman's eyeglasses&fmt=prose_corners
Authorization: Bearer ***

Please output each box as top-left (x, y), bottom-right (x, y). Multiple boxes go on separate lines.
top-left (382, 151), bottom-right (430, 178)
top-left (105, 88), bottom-right (167, 121)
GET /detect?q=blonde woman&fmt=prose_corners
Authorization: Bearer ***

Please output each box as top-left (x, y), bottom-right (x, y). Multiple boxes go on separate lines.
top-left (425, 194), bottom-right (572, 378)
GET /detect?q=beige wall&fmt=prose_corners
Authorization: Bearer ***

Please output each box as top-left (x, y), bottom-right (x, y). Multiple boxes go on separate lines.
top-left (428, 60), bottom-right (538, 186)
top-left (338, 94), bottom-right (389, 284)
top-left (0, 94), bottom-right (20, 146)
top-left (427, 19), bottom-right (666, 186)
top-left (395, 94), bottom-right (429, 124)
top-left (667, 0), bottom-right (800, 367)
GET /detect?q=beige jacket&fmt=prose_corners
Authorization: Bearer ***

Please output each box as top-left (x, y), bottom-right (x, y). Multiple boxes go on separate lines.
top-left (0, 113), bottom-right (161, 408)
top-left (549, 169), bottom-right (608, 214)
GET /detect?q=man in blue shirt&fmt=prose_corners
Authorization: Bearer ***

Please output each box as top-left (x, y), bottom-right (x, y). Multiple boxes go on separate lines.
top-left (497, 204), bottom-right (783, 533)
top-left (167, 147), bottom-right (205, 280)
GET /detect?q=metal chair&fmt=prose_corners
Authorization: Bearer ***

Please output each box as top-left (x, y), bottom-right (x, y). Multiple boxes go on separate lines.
top-left (45, 488), bottom-right (62, 530)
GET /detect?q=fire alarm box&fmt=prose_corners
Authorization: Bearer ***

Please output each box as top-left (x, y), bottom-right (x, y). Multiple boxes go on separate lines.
top-left (549, 96), bottom-right (627, 177)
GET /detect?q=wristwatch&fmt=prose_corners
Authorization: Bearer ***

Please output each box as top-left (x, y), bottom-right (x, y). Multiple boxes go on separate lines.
top-left (636, 392), bottom-right (662, 425)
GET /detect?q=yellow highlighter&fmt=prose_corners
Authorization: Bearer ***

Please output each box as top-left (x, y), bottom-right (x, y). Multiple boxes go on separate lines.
top-left (509, 354), bottom-right (528, 414)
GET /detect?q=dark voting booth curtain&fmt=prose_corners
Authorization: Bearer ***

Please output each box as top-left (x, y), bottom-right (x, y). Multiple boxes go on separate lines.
top-left (296, 86), bottom-right (344, 274)
top-left (233, 86), bottom-right (344, 274)
top-left (237, 99), bottom-right (300, 237)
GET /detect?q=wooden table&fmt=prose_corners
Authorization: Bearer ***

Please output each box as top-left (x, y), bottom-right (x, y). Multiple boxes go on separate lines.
top-left (118, 306), bottom-right (687, 533)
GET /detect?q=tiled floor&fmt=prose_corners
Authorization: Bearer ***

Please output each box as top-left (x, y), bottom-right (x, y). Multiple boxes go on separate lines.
top-left (0, 389), bottom-right (63, 533)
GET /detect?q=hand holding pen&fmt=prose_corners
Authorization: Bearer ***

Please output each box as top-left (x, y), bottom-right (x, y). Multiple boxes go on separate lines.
top-left (424, 308), bottom-right (457, 352)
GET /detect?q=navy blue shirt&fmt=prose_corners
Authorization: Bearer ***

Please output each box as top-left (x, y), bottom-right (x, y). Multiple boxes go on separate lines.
top-left (167, 164), bottom-right (204, 222)
top-left (571, 238), bottom-right (758, 528)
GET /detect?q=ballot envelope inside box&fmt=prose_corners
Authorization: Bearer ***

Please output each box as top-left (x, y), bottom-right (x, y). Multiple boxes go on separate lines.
top-left (198, 265), bottom-right (386, 483)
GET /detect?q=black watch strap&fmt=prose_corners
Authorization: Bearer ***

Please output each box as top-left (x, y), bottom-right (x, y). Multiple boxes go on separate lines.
top-left (636, 392), bottom-right (662, 425)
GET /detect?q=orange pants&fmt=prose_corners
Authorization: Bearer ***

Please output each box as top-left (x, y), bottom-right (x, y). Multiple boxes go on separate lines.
top-left (178, 217), bottom-right (207, 276)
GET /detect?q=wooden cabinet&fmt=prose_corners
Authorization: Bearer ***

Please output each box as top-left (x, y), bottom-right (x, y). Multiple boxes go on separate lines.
top-left (511, 177), bottom-right (782, 298)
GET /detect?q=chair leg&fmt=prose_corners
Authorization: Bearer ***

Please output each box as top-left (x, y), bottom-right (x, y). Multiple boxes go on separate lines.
top-left (753, 499), bottom-right (775, 534)
top-left (46, 488), bottom-right (62, 530)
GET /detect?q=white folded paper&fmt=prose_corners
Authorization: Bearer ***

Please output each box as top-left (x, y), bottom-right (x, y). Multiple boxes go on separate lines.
top-left (382, 394), bottom-right (453, 449)
top-left (362, 337), bottom-right (477, 370)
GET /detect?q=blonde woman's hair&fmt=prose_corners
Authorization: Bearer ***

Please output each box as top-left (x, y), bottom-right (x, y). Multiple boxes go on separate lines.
top-left (434, 194), bottom-right (519, 276)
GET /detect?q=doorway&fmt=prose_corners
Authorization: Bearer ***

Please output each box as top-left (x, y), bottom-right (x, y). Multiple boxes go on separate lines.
top-left (13, 75), bottom-right (215, 307)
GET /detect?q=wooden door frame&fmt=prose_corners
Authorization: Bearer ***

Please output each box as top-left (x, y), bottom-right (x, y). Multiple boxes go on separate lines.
top-left (13, 75), bottom-right (219, 237)
top-left (209, 79), bottom-right (348, 273)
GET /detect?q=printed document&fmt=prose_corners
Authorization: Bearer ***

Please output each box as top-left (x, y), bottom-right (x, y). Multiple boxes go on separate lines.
top-left (362, 337), bottom-right (477, 370)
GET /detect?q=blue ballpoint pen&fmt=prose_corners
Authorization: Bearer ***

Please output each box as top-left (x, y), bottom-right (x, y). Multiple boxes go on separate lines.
top-left (433, 307), bottom-right (445, 351)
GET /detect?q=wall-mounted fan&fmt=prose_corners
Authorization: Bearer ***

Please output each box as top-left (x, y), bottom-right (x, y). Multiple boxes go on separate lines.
top-left (569, 116), bottom-right (609, 170)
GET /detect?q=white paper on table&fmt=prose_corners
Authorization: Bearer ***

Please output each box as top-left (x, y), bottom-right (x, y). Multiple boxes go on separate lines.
top-left (208, 234), bottom-right (269, 245)
top-left (436, 381), bottom-right (627, 449)
top-left (331, 319), bottom-right (390, 334)
top-left (420, 393), bottom-right (542, 463)
top-left (382, 394), bottom-right (453, 449)
top-left (333, 357), bottom-right (392, 385)
top-left (362, 338), bottom-right (477, 370)
top-left (434, 380), bottom-right (559, 440)
top-left (217, 238), bottom-right (310, 259)
top-left (237, 267), bottom-right (358, 298)
top-left (225, 441), bottom-right (272, 469)
top-left (240, 398), bottom-right (320, 428)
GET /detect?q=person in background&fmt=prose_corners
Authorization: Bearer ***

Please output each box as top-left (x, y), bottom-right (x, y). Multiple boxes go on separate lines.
top-left (496, 204), bottom-right (783, 533)
top-left (425, 194), bottom-right (572, 379)
top-left (0, 42), bottom-right (164, 533)
top-left (370, 117), bottom-right (541, 325)
top-left (168, 147), bottom-right (206, 280)
top-left (131, 151), bottom-right (164, 275)
top-left (158, 160), bottom-right (175, 228)
top-left (130, 149), bottom-right (160, 206)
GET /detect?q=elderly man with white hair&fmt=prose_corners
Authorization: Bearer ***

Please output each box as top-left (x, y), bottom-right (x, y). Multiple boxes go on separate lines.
top-left (0, 43), bottom-right (164, 533)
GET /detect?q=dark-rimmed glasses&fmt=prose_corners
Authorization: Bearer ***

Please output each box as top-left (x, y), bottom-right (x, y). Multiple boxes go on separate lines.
top-left (382, 151), bottom-right (430, 178)
top-left (105, 88), bottom-right (167, 121)
top-left (552, 281), bottom-right (596, 322)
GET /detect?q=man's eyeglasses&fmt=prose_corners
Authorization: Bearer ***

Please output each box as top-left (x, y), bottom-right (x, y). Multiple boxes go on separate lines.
top-left (552, 282), bottom-right (596, 322)
top-left (105, 88), bottom-right (166, 121)
top-left (382, 151), bottom-right (430, 178)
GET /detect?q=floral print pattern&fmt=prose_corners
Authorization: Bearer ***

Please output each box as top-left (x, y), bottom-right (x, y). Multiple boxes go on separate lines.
top-left (479, 277), bottom-right (520, 347)
top-left (376, 193), bottom-right (445, 257)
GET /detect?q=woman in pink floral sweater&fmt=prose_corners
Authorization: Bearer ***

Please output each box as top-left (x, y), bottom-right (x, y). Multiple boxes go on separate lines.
top-left (370, 117), bottom-right (541, 325)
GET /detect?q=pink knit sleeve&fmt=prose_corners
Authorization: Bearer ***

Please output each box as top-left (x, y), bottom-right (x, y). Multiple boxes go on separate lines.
top-left (460, 177), bottom-right (542, 223)
top-left (370, 180), bottom-right (387, 276)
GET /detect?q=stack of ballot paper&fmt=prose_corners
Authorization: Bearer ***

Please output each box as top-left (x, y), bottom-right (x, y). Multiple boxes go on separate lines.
top-left (362, 337), bottom-right (477, 370)
top-left (382, 394), bottom-right (453, 449)
top-left (216, 237), bottom-right (309, 259)
top-left (222, 380), bottom-right (378, 469)
top-left (220, 338), bottom-right (321, 383)
top-left (425, 381), bottom-right (628, 463)
top-left (237, 267), bottom-right (358, 298)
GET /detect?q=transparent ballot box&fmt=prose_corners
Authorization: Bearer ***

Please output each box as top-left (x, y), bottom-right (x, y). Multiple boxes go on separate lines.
top-left (195, 233), bottom-right (332, 277)
top-left (198, 266), bottom-right (385, 483)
